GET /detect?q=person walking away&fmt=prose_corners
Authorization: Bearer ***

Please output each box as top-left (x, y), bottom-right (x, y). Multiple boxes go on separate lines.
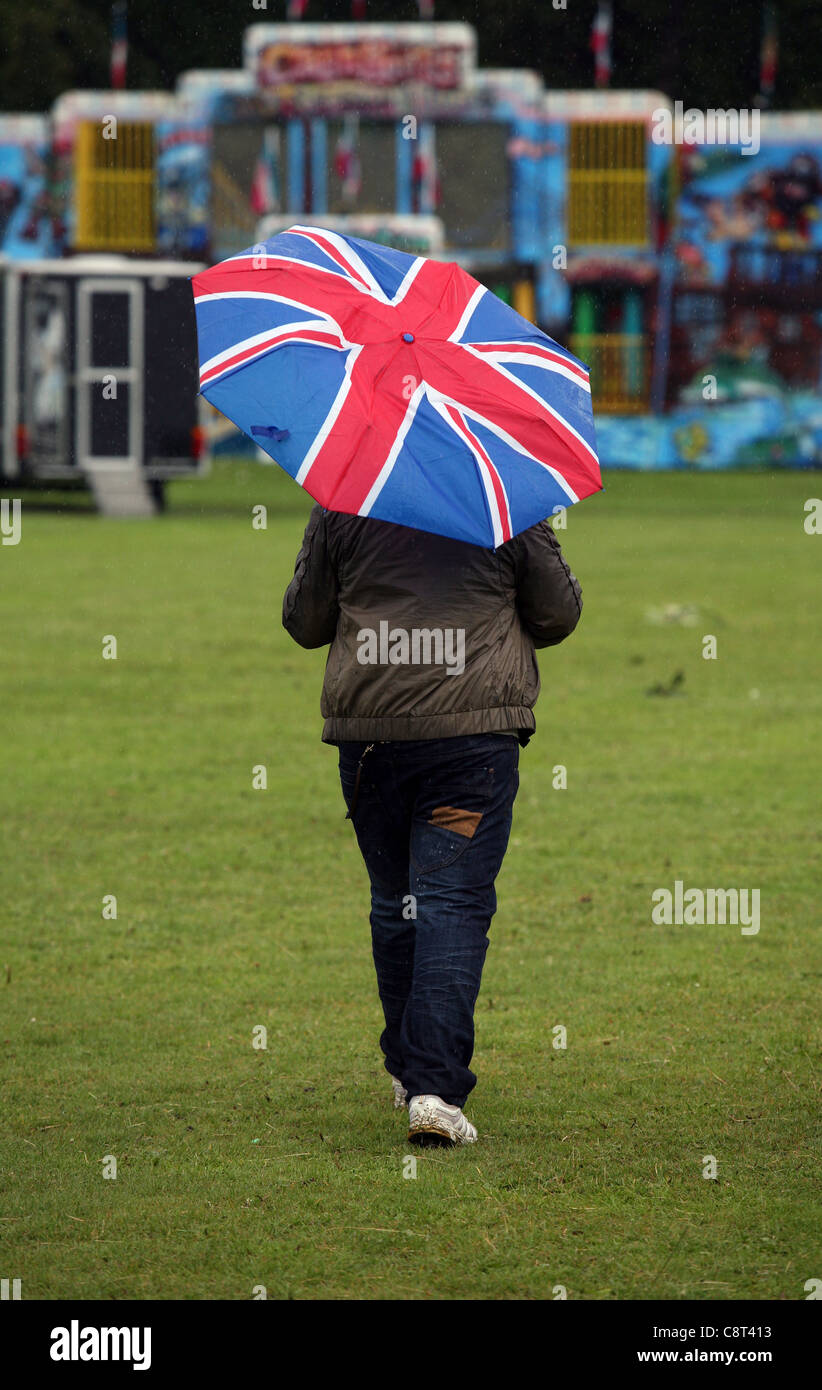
top-left (283, 506), bottom-right (582, 1146)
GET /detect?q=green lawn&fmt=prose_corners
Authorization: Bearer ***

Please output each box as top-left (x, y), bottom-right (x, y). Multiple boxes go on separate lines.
top-left (1, 462), bottom-right (820, 1300)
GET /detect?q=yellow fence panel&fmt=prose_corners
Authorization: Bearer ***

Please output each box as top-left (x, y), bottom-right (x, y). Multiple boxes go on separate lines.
top-left (571, 332), bottom-right (650, 412)
top-left (75, 120), bottom-right (155, 252)
top-left (568, 121), bottom-right (648, 246)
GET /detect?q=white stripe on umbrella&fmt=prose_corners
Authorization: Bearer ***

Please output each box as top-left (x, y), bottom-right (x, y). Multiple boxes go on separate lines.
top-left (437, 400), bottom-right (514, 546)
top-left (198, 317), bottom-right (343, 382)
top-left (429, 386), bottom-right (582, 507)
top-left (458, 350), bottom-right (598, 467)
top-left (288, 225), bottom-right (395, 302)
top-left (358, 380), bottom-right (428, 519)
top-left (295, 344), bottom-right (365, 485)
top-left (468, 342), bottom-right (591, 392)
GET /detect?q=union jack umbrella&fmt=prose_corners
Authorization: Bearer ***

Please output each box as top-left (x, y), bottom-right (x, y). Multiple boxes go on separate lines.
top-left (192, 225), bottom-right (601, 548)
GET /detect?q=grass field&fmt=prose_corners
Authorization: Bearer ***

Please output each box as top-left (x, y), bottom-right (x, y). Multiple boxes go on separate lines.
top-left (2, 461), bottom-right (820, 1301)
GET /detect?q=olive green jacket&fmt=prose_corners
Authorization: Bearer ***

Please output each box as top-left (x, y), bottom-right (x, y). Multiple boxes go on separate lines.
top-left (282, 506), bottom-right (582, 745)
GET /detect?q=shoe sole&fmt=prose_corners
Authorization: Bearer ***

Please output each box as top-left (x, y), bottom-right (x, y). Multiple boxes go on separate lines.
top-left (408, 1125), bottom-right (458, 1148)
top-left (408, 1122), bottom-right (478, 1147)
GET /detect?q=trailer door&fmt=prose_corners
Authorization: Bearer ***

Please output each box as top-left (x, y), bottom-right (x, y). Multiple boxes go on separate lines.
top-left (76, 278), bottom-right (143, 470)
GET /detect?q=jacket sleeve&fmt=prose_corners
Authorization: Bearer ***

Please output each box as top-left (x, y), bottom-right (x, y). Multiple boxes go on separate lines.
top-left (512, 518), bottom-right (583, 648)
top-left (282, 506), bottom-right (340, 649)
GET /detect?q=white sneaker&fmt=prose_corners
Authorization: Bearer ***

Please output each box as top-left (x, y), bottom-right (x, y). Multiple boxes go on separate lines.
top-left (408, 1094), bottom-right (477, 1147)
top-left (390, 1074), bottom-right (408, 1109)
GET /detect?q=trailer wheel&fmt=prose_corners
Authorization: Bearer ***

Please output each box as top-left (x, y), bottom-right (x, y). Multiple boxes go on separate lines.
top-left (148, 479), bottom-right (167, 512)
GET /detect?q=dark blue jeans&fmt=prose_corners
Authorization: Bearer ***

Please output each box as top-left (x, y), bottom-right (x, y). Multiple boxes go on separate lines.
top-left (338, 735), bottom-right (520, 1108)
